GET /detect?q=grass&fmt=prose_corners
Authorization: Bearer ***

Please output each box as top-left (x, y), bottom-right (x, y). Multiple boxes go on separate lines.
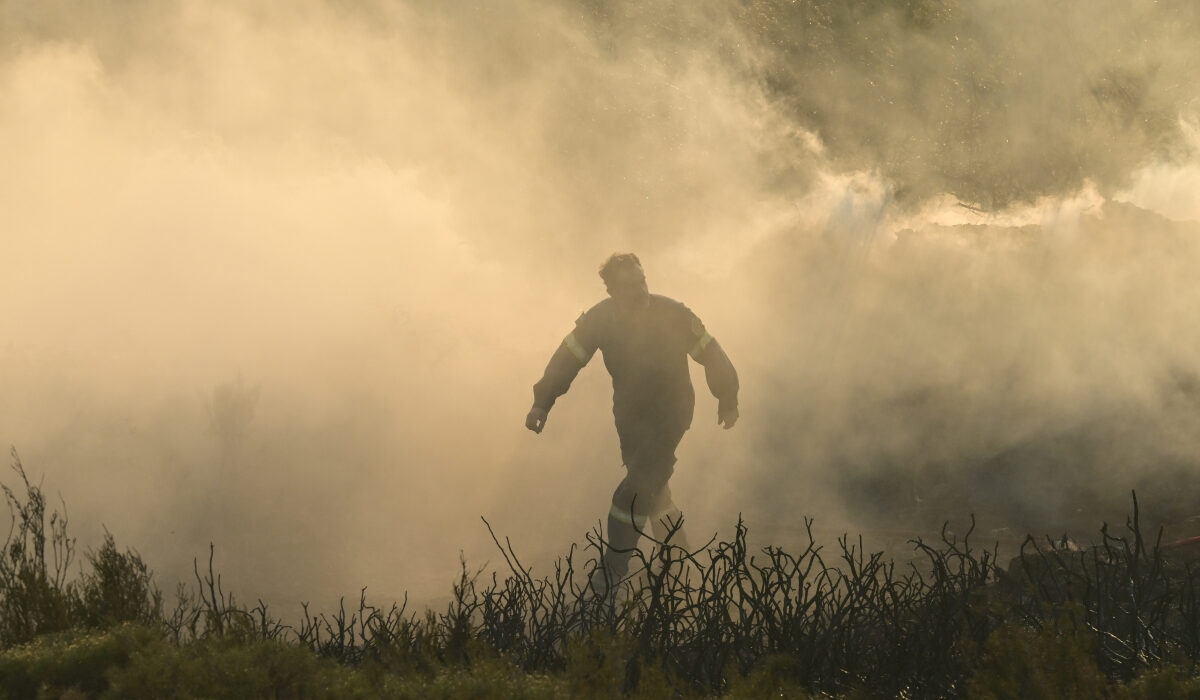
top-left (5, 448), bottom-right (1200, 698)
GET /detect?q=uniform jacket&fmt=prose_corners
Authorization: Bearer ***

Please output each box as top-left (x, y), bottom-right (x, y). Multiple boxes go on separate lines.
top-left (532, 294), bottom-right (739, 433)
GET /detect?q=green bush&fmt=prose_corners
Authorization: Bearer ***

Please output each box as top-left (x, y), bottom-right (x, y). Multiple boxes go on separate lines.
top-left (964, 613), bottom-right (1108, 700)
top-left (104, 634), bottom-right (377, 700)
top-left (77, 535), bottom-right (161, 630)
top-left (1116, 666), bottom-right (1200, 700)
top-left (0, 623), bottom-right (158, 699)
top-left (723, 653), bottom-right (816, 699)
top-left (0, 626), bottom-right (573, 700)
top-left (379, 660), bottom-right (568, 700)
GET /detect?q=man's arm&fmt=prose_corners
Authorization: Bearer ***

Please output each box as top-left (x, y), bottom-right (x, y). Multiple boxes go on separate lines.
top-left (526, 317), bottom-right (597, 433)
top-left (689, 329), bottom-right (740, 429)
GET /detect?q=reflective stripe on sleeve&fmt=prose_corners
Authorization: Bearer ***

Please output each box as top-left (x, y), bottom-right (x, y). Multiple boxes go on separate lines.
top-left (609, 503), bottom-right (648, 529)
top-left (563, 332), bottom-right (593, 363)
top-left (688, 332), bottom-right (714, 360)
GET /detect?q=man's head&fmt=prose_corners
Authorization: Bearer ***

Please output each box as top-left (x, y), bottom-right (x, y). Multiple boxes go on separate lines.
top-left (599, 253), bottom-right (649, 311)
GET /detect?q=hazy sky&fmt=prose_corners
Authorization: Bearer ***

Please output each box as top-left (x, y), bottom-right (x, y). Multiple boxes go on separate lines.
top-left (3, 0), bottom-right (1200, 608)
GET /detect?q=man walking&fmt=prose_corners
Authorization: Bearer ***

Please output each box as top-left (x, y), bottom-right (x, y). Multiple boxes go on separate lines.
top-left (525, 253), bottom-right (739, 593)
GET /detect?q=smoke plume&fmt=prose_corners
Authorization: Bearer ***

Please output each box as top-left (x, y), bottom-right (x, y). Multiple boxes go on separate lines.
top-left (3, 0), bottom-right (1200, 606)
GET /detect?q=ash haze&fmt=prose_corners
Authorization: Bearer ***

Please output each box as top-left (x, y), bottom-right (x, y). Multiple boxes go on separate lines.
top-left (3, 0), bottom-right (1200, 608)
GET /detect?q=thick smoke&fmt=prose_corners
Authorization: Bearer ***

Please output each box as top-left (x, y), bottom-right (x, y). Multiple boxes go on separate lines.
top-left (2, 1), bottom-right (1200, 607)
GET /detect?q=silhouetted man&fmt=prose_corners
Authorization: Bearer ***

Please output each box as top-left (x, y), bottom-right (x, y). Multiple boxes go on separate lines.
top-left (525, 253), bottom-right (739, 593)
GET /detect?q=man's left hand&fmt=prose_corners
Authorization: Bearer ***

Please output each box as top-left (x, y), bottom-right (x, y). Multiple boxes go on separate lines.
top-left (718, 406), bottom-right (738, 430)
top-left (526, 406), bottom-right (548, 434)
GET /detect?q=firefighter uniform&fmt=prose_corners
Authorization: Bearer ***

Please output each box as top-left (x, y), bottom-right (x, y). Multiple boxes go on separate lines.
top-left (532, 294), bottom-right (739, 583)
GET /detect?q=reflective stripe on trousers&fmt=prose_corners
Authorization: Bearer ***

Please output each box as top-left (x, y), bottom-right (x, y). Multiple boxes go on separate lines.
top-left (608, 502), bottom-right (648, 529)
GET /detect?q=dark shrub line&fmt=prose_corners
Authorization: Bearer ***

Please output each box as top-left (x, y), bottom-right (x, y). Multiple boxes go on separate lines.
top-left (6, 449), bottom-right (1200, 696)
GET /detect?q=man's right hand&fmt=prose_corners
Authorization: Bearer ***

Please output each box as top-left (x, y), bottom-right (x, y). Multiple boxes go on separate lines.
top-left (525, 406), bottom-right (548, 434)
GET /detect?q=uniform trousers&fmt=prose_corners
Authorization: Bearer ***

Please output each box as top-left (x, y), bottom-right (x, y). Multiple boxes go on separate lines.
top-left (601, 416), bottom-right (689, 582)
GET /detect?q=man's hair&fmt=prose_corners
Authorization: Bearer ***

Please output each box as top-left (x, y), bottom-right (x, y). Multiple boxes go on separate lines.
top-left (599, 253), bottom-right (642, 285)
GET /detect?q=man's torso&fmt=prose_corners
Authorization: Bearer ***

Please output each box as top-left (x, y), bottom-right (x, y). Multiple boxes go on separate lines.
top-left (576, 295), bottom-right (700, 431)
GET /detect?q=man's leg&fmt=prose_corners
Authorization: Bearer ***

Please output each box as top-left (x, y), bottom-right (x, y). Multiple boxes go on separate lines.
top-left (651, 504), bottom-right (691, 551)
top-left (592, 494), bottom-right (645, 595)
top-left (592, 423), bottom-right (687, 592)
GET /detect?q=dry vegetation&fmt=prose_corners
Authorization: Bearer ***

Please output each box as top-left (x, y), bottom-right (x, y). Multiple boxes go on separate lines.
top-left (5, 451), bottom-right (1200, 698)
